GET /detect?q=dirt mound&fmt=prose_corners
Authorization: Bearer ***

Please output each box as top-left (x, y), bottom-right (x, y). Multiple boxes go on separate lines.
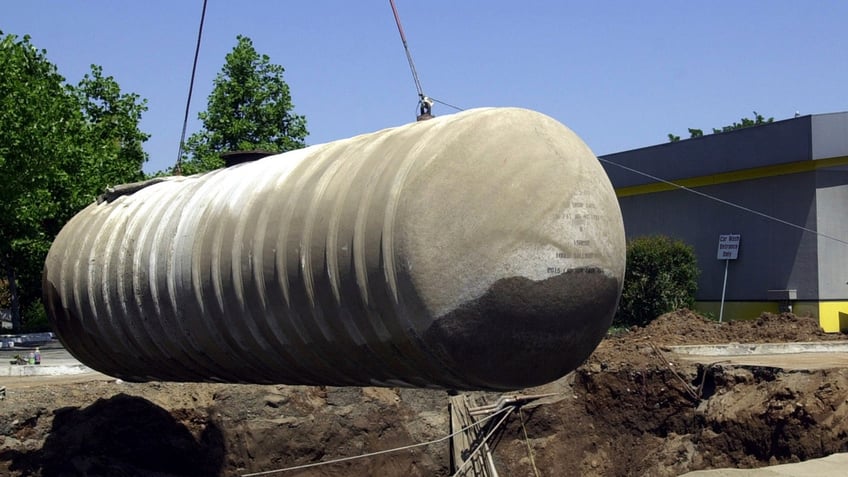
top-left (639, 309), bottom-right (834, 345)
top-left (589, 310), bottom-right (840, 371)
top-left (2, 311), bottom-right (847, 476)
top-left (500, 363), bottom-right (848, 476)
top-left (545, 310), bottom-right (848, 476)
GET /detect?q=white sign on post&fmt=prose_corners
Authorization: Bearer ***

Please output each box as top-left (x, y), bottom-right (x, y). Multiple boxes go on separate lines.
top-left (717, 234), bottom-right (741, 323)
top-left (717, 234), bottom-right (741, 260)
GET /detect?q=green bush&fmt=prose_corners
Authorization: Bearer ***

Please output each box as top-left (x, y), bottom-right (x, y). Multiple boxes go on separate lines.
top-left (614, 235), bottom-right (700, 327)
top-left (22, 300), bottom-right (51, 333)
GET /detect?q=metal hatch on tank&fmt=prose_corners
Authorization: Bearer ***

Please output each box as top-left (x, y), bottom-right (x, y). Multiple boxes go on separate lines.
top-left (43, 107), bottom-right (626, 391)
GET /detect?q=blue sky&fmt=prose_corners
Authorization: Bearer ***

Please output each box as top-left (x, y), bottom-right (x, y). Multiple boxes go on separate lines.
top-left (5, 1), bottom-right (848, 174)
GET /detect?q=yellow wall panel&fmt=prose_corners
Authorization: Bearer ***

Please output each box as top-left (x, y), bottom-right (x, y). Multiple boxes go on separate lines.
top-left (818, 301), bottom-right (848, 333)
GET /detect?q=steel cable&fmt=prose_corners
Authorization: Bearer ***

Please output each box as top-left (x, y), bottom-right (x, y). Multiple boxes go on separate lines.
top-left (174, 0), bottom-right (208, 174)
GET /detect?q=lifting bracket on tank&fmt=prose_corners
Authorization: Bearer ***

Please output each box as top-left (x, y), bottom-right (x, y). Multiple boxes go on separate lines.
top-left (417, 96), bottom-right (434, 121)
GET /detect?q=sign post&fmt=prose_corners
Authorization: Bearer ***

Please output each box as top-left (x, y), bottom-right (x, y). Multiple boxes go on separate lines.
top-left (716, 234), bottom-right (741, 322)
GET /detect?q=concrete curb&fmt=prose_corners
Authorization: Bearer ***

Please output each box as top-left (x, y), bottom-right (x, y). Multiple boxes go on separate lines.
top-left (679, 452), bottom-right (848, 476)
top-left (0, 363), bottom-right (93, 377)
top-left (670, 342), bottom-right (848, 356)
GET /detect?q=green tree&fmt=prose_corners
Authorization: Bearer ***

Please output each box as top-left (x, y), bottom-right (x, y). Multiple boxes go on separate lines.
top-left (667, 112), bottom-right (774, 142)
top-left (711, 112), bottom-right (773, 134)
top-left (614, 235), bottom-right (700, 328)
top-left (74, 65), bottom-right (149, 191)
top-left (0, 31), bottom-right (148, 331)
top-left (180, 35), bottom-right (308, 175)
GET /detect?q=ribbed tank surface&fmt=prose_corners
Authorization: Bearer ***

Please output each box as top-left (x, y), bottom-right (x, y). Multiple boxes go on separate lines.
top-left (44, 107), bottom-right (625, 390)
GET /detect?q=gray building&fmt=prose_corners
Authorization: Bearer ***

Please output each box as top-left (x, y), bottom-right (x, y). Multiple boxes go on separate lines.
top-left (600, 112), bottom-right (848, 332)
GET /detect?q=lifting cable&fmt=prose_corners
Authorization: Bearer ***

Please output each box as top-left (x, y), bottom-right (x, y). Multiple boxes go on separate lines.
top-left (174, 0), bottom-right (208, 175)
top-left (431, 97), bottom-right (464, 112)
top-left (598, 157), bottom-right (848, 247)
top-left (388, 0), bottom-right (434, 119)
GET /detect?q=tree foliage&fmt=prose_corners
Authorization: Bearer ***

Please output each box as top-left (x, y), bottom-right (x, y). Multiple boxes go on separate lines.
top-left (74, 65), bottom-right (149, 188)
top-left (710, 112), bottom-right (773, 134)
top-left (668, 112), bottom-right (774, 142)
top-left (0, 31), bottom-right (149, 331)
top-left (614, 235), bottom-right (700, 328)
top-left (180, 35), bottom-right (308, 175)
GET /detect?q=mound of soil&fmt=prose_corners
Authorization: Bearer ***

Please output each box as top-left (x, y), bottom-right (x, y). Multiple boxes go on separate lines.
top-left (591, 309), bottom-right (839, 371)
top-left (638, 309), bottom-right (832, 345)
top-left (508, 311), bottom-right (848, 476)
top-left (2, 311), bottom-right (847, 476)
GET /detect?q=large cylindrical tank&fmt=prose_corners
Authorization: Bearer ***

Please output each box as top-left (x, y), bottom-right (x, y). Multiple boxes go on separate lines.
top-left (44, 107), bottom-right (625, 391)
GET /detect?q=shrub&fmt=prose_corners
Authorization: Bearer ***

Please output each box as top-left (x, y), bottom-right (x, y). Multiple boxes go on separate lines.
top-left (614, 235), bottom-right (699, 327)
top-left (22, 300), bottom-right (51, 333)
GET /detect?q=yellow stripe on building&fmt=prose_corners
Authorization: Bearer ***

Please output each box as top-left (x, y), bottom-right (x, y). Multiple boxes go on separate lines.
top-left (615, 156), bottom-right (848, 197)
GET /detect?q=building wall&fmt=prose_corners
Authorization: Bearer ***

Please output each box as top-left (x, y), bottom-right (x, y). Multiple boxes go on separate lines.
top-left (812, 113), bottom-right (848, 160)
top-left (815, 167), bottom-right (848, 299)
top-left (601, 112), bottom-right (848, 331)
top-left (616, 171), bottom-right (819, 301)
top-left (604, 116), bottom-right (812, 189)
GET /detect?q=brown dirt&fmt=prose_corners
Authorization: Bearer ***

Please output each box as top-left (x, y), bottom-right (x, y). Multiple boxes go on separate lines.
top-left (2, 310), bottom-right (848, 476)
